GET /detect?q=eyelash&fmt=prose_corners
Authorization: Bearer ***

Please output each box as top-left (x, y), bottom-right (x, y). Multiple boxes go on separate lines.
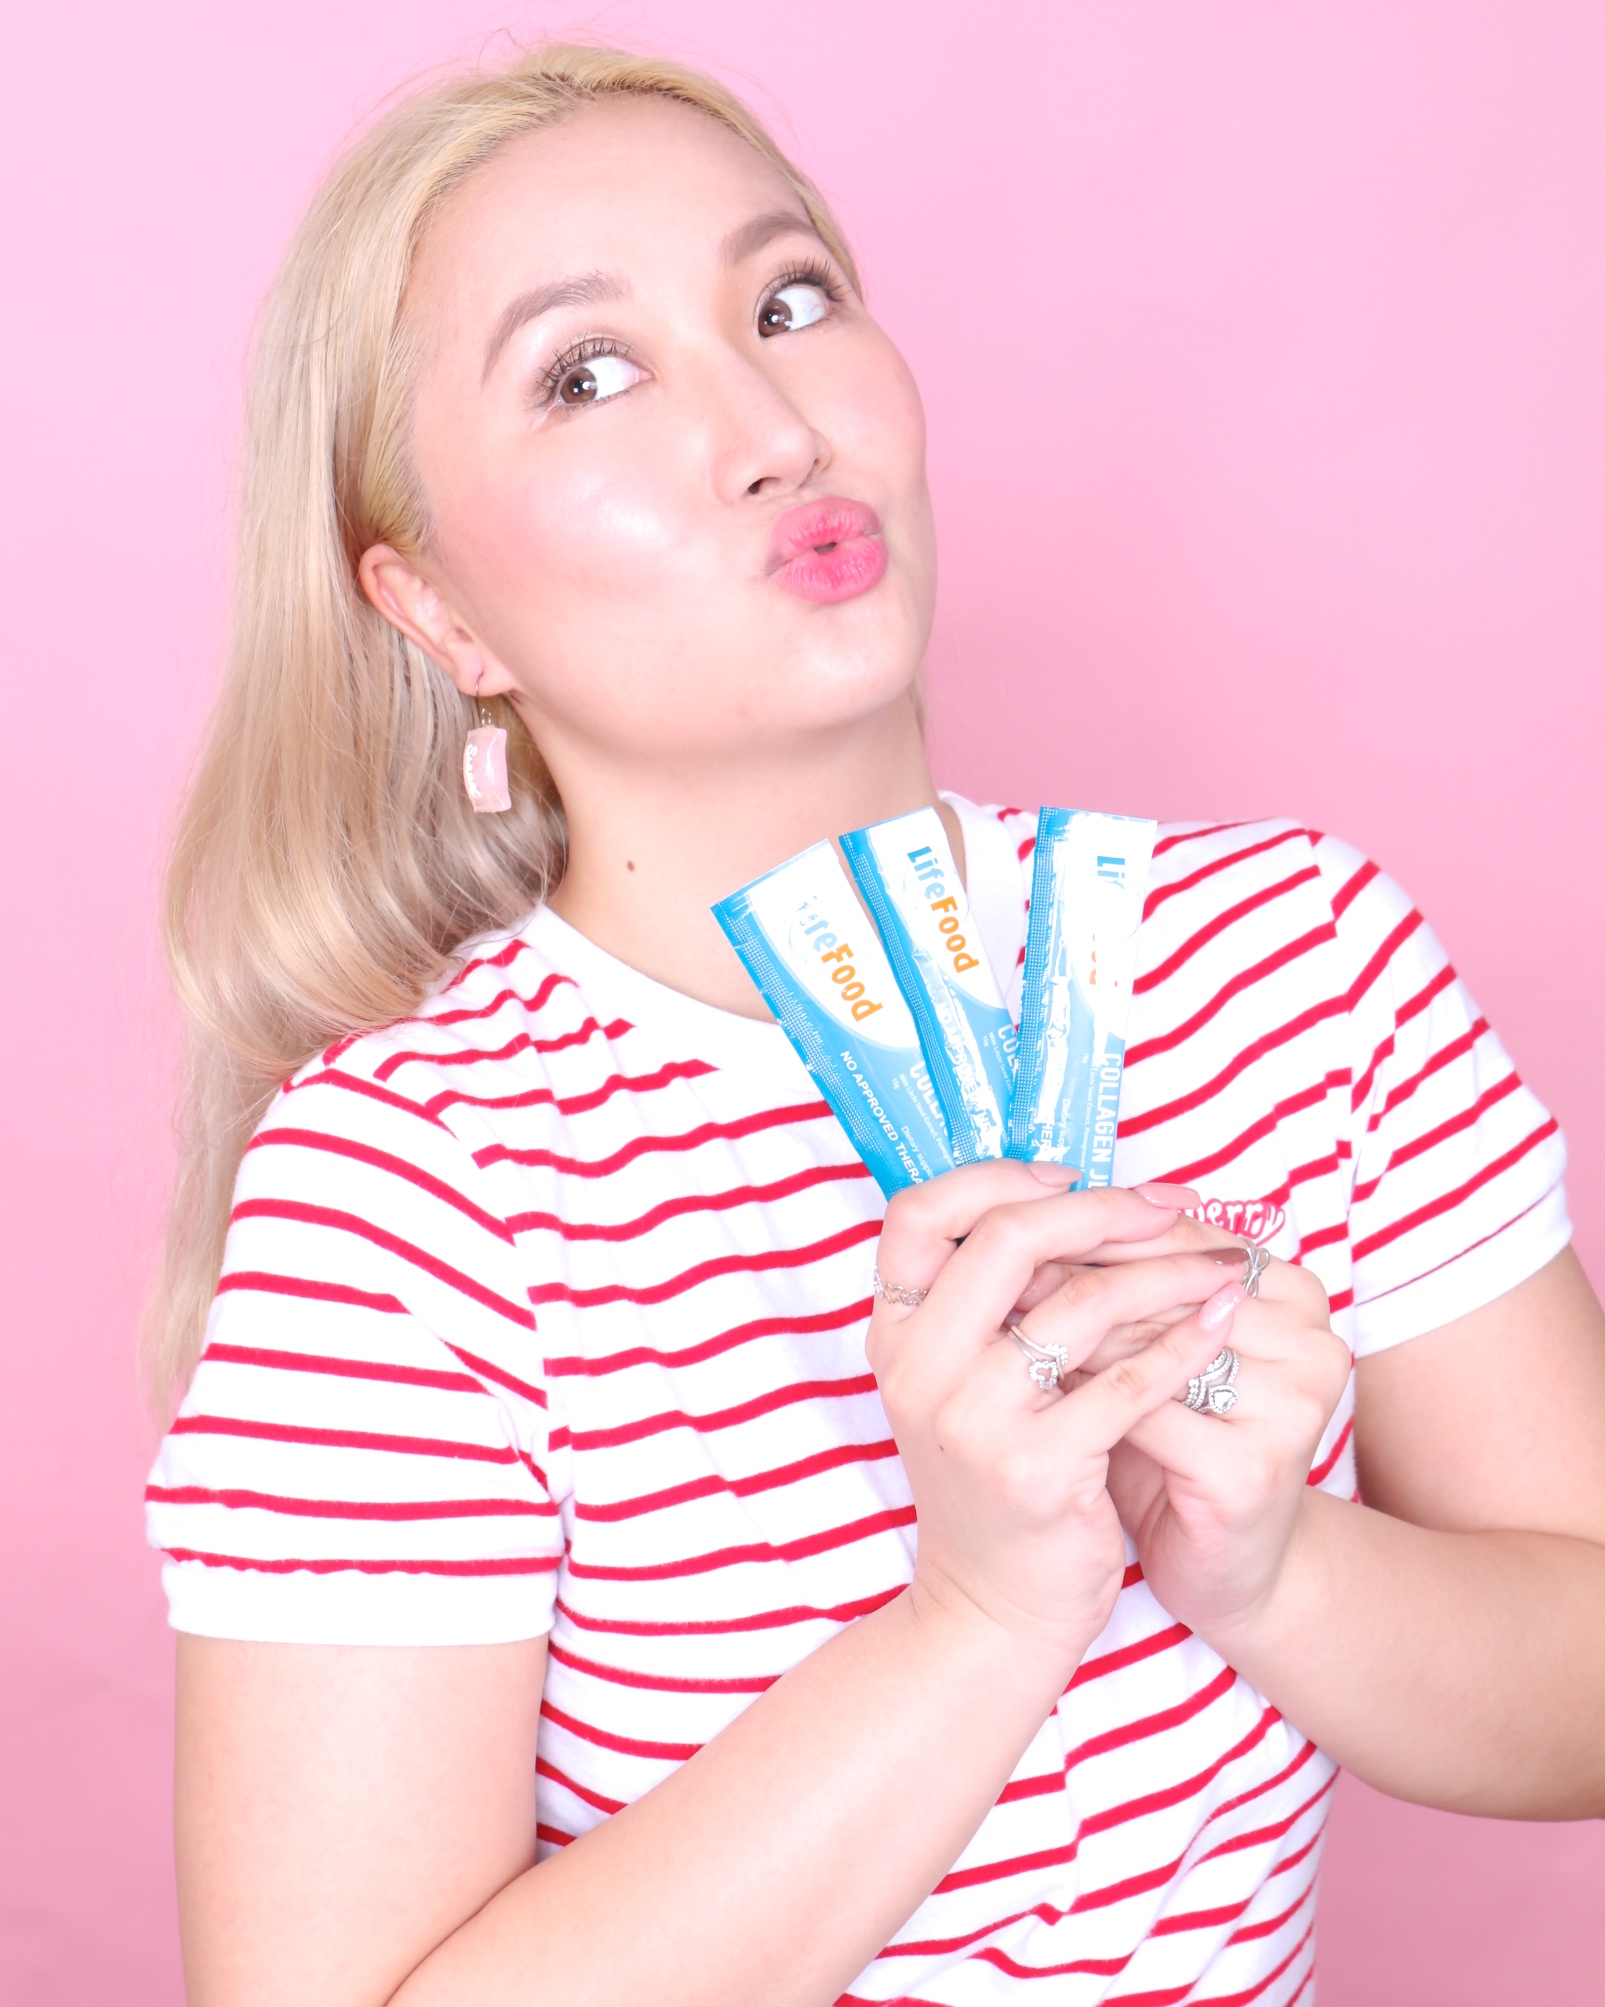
top-left (530, 259), bottom-right (847, 409)
top-left (534, 335), bottom-right (635, 409)
top-left (763, 260), bottom-right (847, 317)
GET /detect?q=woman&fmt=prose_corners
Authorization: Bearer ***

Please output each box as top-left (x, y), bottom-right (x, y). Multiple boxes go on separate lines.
top-left (147, 43), bottom-right (1605, 2007)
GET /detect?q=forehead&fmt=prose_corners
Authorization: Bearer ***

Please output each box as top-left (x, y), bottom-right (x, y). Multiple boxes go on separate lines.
top-left (408, 96), bottom-right (803, 327)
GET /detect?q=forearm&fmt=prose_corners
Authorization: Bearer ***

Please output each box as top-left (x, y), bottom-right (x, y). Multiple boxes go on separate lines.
top-left (394, 1590), bottom-right (1071, 2007)
top-left (1211, 1489), bottom-right (1605, 1817)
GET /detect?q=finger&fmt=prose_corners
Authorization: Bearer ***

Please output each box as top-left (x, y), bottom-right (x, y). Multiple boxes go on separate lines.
top-left (1068, 1304), bottom-right (1319, 1405)
top-left (1242, 1254), bottom-right (1332, 1323)
top-left (1046, 1281), bottom-right (1245, 1457)
top-left (1105, 1435), bottom-right (1167, 1532)
top-left (1068, 1280), bottom-right (1331, 1377)
top-left (1007, 1259), bottom-right (1086, 1317)
top-left (1124, 1252), bottom-right (1331, 1357)
top-left (1121, 1395), bottom-right (1250, 1480)
top-left (1135, 1298), bottom-right (1350, 1461)
top-left (1130, 1182), bottom-right (1203, 1209)
top-left (1014, 1252), bottom-right (1251, 1376)
top-left (872, 1160), bottom-right (1080, 1301)
top-left (1062, 1301), bottom-right (1212, 1378)
top-left (914, 1187), bottom-right (1201, 1358)
top-left (875, 1165), bottom-right (1185, 1300)
top-left (1116, 1279), bottom-right (1336, 1469)
top-left (1075, 1213), bottom-right (1252, 1267)
top-left (1008, 1235), bottom-right (1247, 1322)
top-left (1119, 1338), bottom-right (1310, 1480)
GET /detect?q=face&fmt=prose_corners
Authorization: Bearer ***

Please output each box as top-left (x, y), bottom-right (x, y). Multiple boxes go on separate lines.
top-left (383, 96), bottom-right (935, 768)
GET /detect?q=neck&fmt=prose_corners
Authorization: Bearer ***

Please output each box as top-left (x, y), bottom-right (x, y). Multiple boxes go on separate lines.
top-left (539, 690), bottom-right (960, 1019)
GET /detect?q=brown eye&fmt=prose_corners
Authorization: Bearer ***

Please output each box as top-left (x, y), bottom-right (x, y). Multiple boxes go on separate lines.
top-left (558, 364), bottom-right (599, 406)
top-left (547, 353), bottom-right (644, 409)
top-left (758, 282), bottom-right (830, 339)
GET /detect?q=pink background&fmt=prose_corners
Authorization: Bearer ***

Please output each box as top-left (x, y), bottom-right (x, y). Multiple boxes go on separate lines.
top-left (3, 3), bottom-right (1602, 1999)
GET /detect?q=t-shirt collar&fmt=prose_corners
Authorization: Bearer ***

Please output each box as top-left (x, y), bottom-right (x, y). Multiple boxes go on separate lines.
top-left (520, 793), bottom-right (1026, 1072)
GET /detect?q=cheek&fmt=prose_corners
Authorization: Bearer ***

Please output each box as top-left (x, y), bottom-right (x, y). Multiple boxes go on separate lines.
top-left (440, 428), bottom-right (695, 611)
top-left (883, 358), bottom-right (929, 477)
top-left (828, 341), bottom-right (928, 490)
top-left (818, 346), bottom-right (934, 589)
top-left (855, 356), bottom-right (935, 592)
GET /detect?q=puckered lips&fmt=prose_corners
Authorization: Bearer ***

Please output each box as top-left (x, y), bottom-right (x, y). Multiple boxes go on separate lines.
top-left (766, 496), bottom-right (888, 604)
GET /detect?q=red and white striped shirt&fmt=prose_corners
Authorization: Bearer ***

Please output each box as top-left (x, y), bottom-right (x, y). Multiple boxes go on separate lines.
top-left (147, 797), bottom-right (1567, 2004)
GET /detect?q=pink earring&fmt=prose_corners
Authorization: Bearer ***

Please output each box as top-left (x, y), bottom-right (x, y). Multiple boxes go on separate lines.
top-left (463, 670), bottom-right (511, 814)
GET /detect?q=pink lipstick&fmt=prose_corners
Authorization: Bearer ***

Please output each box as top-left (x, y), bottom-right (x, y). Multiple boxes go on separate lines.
top-left (767, 497), bottom-right (888, 604)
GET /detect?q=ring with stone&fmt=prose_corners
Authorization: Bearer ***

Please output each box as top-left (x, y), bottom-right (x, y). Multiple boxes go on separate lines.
top-left (1179, 1346), bottom-right (1241, 1417)
top-left (1011, 1330), bottom-right (1070, 1392)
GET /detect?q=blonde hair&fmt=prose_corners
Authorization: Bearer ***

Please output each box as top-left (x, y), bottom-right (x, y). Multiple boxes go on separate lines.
top-left (152, 43), bottom-right (857, 1405)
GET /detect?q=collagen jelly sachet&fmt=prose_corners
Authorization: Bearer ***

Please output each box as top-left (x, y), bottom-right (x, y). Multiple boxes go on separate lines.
top-left (1007, 807), bottom-right (1156, 1186)
top-left (713, 842), bottom-right (954, 1195)
top-left (841, 806), bottom-right (1015, 1165)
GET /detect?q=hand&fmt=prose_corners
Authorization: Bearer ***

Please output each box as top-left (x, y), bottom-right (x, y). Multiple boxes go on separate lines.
top-left (1014, 1214), bottom-right (1352, 1651)
top-left (868, 1168), bottom-right (1254, 1672)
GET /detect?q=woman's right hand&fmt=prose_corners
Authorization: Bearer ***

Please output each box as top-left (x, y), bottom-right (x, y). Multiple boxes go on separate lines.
top-left (868, 1166), bottom-right (1247, 1670)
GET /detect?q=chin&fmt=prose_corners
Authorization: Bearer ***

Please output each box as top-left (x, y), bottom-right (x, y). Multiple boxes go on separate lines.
top-left (778, 573), bottom-right (930, 699)
top-left (779, 650), bottom-right (922, 734)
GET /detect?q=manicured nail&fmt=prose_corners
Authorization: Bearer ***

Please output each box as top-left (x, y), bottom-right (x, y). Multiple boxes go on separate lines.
top-left (1133, 1181), bottom-right (1201, 1208)
top-left (1028, 1162), bottom-right (1080, 1187)
top-left (1199, 1280), bottom-right (1245, 1330)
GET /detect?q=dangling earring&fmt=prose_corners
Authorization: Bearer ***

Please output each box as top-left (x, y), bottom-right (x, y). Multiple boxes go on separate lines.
top-left (463, 669), bottom-right (511, 814)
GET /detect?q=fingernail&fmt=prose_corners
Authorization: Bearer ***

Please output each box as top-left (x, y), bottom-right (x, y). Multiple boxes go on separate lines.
top-left (1133, 1181), bottom-right (1201, 1208)
top-left (1199, 1280), bottom-right (1245, 1330)
top-left (1027, 1162), bottom-right (1080, 1187)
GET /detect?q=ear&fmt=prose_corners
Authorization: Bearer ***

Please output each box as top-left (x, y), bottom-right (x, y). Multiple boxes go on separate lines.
top-left (357, 545), bottom-right (517, 700)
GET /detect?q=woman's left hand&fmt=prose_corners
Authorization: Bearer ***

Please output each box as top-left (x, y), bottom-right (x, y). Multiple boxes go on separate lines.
top-left (1011, 1215), bottom-right (1353, 1651)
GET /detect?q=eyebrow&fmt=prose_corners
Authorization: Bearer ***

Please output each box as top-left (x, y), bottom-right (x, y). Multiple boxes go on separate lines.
top-left (480, 271), bottom-right (629, 383)
top-left (720, 207), bottom-right (826, 268)
top-left (478, 212), bottom-right (828, 385)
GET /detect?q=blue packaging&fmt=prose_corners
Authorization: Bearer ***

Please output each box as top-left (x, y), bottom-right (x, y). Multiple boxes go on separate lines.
top-left (713, 842), bottom-right (954, 1195)
top-left (841, 807), bottom-right (1015, 1165)
top-left (1007, 807), bottom-right (1156, 1185)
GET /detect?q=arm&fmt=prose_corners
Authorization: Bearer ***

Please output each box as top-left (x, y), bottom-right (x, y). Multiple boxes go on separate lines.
top-left (176, 1173), bottom-right (1240, 2007)
top-left (1083, 837), bottom-right (1602, 1814)
top-left (1219, 1248), bottom-right (1605, 1817)
top-left (1094, 1241), bottom-right (1605, 1818)
top-left (179, 1601), bottom-right (1064, 2007)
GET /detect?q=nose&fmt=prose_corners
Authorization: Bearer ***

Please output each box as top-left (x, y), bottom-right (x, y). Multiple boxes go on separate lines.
top-left (701, 348), bottom-right (830, 504)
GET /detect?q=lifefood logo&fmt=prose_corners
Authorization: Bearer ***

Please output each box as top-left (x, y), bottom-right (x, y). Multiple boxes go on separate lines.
top-left (795, 908), bottom-right (884, 1023)
top-left (906, 845), bottom-right (980, 975)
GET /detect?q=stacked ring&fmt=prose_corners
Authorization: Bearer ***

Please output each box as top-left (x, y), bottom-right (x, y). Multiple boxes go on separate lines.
top-left (1011, 1331), bottom-right (1070, 1392)
top-left (1181, 1347), bottom-right (1240, 1417)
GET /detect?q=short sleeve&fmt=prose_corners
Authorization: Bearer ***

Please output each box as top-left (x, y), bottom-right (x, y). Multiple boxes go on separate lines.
top-left (1316, 834), bottom-right (1571, 1355)
top-left (145, 1066), bottom-right (563, 1645)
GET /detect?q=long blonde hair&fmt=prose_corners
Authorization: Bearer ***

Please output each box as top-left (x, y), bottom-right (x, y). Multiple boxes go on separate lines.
top-left (153, 43), bottom-right (857, 1405)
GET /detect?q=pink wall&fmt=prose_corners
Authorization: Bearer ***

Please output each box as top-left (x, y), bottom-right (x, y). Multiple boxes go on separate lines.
top-left (3, 3), bottom-right (1601, 1999)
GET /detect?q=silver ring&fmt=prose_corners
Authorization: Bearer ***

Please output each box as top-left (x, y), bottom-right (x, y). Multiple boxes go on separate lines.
top-left (1242, 1246), bottom-right (1272, 1298)
top-left (1180, 1346), bottom-right (1240, 1417)
top-left (1011, 1331), bottom-right (1070, 1392)
top-left (872, 1269), bottom-right (928, 1309)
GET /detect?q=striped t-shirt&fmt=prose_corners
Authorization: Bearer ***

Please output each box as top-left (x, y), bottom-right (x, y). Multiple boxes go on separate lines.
top-left (147, 796), bottom-right (1568, 2005)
